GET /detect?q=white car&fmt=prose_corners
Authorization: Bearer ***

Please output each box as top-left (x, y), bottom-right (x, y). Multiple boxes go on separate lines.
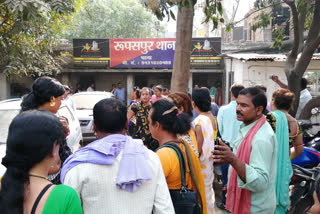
top-left (0, 98), bottom-right (83, 176)
top-left (71, 91), bottom-right (114, 143)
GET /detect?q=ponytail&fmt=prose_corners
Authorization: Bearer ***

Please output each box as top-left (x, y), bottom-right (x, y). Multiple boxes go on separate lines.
top-left (20, 92), bottom-right (38, 112)
top-left (0, 110), bottom-right (64, 213)
top-left (172, 113), bottom-right (191, 134)
top-left (20, 76), bottom-right (65, 112)
top-left (151, 99), bottom-right (190, 135)
top-left (0, 167), bottom-right (29, 214)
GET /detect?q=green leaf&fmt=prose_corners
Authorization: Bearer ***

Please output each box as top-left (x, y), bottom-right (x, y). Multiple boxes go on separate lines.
top-left (170, 9), bottom-right (176, 21)
top-left (184, 0), bottom-right (190, 8)
top-left (225, 24), bottom-right (232, 32)
top-left (156, 8), bottom-right (164, 20)
top-left (217, 2), bottom-right (223, 16)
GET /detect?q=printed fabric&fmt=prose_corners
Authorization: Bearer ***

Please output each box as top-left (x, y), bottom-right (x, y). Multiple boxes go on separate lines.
top-left (130, 101), bottom-right (159, 151)
top-left (192, 115), bottom-right (217, 214)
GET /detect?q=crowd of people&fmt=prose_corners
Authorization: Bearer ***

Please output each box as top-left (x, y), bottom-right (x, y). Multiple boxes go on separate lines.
top-left (0, 76), bottom-right (319, 214)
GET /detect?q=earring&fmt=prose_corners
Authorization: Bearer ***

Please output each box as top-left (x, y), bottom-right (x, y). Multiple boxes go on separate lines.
top-left (49, 97), bottom-right (56, 107)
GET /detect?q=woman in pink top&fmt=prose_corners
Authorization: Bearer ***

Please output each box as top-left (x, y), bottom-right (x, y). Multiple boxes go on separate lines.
top-left (151, 85), bottom-right (164, 103)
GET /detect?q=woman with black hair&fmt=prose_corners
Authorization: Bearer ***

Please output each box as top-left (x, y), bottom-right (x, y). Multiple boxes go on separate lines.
top-left (148, 99), bottom-right (208, 214)
top-left (167, 92), bottom-right (199, 156)
top-left (128, 87), bottom-right (158, 151)
top-left (271, 88), bottom-right (303, 214)
top-left (151, 85), bottom-right (164, 103)
top-left (20, 76), bottom-right (71, 184)
top-left (192, 88), bottom-right (217, 214)
top-left (21, 76), bottom-right (65, 113)
top-left (0, 110), bottom-right (82, 214)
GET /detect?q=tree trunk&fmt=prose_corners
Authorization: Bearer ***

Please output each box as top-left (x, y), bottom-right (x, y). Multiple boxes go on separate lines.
top-left (170, 2), bottom-right (194, 93)
top-left (284, 0), bottom-right (320, 117)
top-left (287, 70), bottom-right (301, 116)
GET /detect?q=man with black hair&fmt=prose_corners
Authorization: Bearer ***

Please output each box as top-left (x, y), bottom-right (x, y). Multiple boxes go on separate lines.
top-left (87, 83), bottom-right (95, 92)
top-left (255, 84), bottom-right (272, 113)
top-left (114, 82), bottom-right (126, 104)
top-left (271, 76), bottom-right (312, 119)
top-left (213, 87), bottom-right (277, 214)
top-left (217, 84), bottom-right (244, 146)
top-left (61, 98), bottom-right (174, 214)
top-left (216, 83), bottom-right (244, 209)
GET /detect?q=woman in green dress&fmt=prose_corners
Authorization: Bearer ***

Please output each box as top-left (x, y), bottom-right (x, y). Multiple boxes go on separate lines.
top-left (0, 110), bottom-right (82, 214)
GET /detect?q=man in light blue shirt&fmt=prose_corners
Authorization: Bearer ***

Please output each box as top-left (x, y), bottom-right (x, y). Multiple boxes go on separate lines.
top-left (114, 82), bottom-right (126, 104)
top-left (213, 87), bottom-right (277, 214)
top-left (216, 84), bottom-right (244, 209)
top-left (217, 84), bottom-right (244, 146)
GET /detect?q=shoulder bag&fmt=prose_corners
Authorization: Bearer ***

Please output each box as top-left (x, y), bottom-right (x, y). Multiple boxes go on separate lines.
top-left (157, 143), bottom-right (201, 214)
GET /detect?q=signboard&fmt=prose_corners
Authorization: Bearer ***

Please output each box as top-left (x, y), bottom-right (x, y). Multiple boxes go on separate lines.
top-left (73, 39), bottom-right (110, 67)
top-left (72, 38), bottom-right (221, 69)
top-left (110, 38), bottom-right (176, 68)
top-left (190, 38), bottom-right (221, 68)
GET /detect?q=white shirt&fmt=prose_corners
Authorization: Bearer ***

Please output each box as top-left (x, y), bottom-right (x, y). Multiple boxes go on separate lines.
top-left (87, 86), bottom-right (94, 92)
top-left (296, 88), bottom-right (312, 119)
top-left (63, 95), bottom-right (76, 111)
top-left (64, 149), bottom-right (174, 214)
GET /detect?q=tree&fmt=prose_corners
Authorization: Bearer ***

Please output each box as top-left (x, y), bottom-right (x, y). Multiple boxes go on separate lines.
top-left (0, 0), bottom-right (83, 77)
top-left (248, 0), bottom-right (320, 116)
top-left (143, 0), bottom-right (223, 93)
top-left (145, 0), bottom-right (320, 116)
top-left (63, 0), bottom-right (165, 39)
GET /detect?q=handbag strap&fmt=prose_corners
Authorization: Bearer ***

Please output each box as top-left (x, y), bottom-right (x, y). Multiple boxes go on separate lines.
top-left (156, 143), bottom-right (187, 190)
top-left (180, 140), bottom-right (203, 214)
top-left (31, 184), bottom-right (53, 214)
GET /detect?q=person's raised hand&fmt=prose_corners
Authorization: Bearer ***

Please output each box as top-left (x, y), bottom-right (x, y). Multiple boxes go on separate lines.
top-left (271, 75), bottom-right (279, 83)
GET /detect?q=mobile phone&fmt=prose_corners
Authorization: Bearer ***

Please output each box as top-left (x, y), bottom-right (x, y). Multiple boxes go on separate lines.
top-left (215, 137), bottom-right (222, 145)
top-left (269, 75), bottom-right (274, 79)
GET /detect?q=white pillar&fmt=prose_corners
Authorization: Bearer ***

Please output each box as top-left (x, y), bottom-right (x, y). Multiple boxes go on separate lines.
top-left (127, 73), bottom-right (134, 106)
top-left (188, 72), bottom-right (193, 95)
top-left (0, 73), bottom-right (9, 101)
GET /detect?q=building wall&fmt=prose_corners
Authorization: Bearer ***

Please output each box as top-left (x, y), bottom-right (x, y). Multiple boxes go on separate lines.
top-left (232, 59), bottom-right (245, 84)
top-left (225, 57), bottom-right (320, 102)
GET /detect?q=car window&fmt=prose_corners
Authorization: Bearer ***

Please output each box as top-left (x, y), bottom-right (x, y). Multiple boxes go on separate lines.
top-left (72, 94), bottom-right (112, 110)
top-left (0, 110), bottom-right (19, 143)
top-left (57, 106), bottom-right (74, 124)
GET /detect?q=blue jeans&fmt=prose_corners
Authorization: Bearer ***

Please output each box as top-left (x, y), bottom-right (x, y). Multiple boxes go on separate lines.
top-left (221, 163), bottom-right (229, 204)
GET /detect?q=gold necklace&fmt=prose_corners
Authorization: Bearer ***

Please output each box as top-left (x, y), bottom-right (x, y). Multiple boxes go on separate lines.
top-left (29, 174), bottom-right (49, 181)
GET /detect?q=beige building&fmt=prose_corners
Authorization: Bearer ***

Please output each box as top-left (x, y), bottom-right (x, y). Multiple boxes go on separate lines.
top-left (244, 4), bottom-right (290, 43)
top-left (223, 53), bottom-right (320, 102)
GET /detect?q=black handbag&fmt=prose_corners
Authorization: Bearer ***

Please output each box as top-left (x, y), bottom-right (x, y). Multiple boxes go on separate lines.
top-left (157, 143), bottom-right (201, 214)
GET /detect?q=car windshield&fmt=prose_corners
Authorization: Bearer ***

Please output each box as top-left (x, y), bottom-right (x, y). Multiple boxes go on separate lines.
top-left (72, 94), bottom-right (110, 110)
top-left (0, 110), bottom-right (19, 143)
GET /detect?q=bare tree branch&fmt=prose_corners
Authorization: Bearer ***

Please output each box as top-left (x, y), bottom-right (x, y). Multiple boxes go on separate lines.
top-left (305, 0), bottom-right (320, 43)
top-left (284, 0), bottom-right (300, 58)
top-left (230, 0), bottom-right (240, 22)
top-left (294, 0), bottom-right (320, 77)
top-left (298, 5), bottom-right (307, 53)
top-left (229, 1), bottom-right (283, 27)
top-left (312, 35), bottom-right (320, 50)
